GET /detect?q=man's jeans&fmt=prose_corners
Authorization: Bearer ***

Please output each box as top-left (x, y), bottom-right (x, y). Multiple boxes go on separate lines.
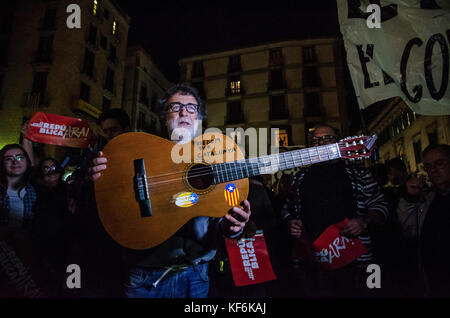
top-left (124, 263), bottom-right (209, 298)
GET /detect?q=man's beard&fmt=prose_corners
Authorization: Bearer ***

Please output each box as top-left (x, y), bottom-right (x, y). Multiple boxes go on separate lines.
top-left (167, 118), bottom-right (200, 144)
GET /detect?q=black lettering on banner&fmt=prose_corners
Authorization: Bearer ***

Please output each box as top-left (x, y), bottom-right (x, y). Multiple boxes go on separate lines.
top-left (347, 0), bottom-right (398, 23)
top-left (400, 38), bottom-right (424, 103)
top-left (356, 44), bottom-right (380, 88)
top-left (424, 33), bottom-right (449, 101)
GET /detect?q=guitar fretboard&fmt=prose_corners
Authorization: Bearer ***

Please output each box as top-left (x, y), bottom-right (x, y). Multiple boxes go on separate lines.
top-left (212, 143), bottom-right (341, 184)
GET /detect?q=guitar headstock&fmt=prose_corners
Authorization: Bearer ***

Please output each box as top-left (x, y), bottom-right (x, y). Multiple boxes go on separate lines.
top-left (337, 134), bottom-right (377, 160)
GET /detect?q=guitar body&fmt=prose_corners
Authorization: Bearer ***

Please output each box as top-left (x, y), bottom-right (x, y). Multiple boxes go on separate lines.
top-left (94, 132), bottom-right (248, 250)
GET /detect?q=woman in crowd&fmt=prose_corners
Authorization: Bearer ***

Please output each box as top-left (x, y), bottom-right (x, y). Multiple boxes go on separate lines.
top-left (0, 144), bottom-right (40, 297)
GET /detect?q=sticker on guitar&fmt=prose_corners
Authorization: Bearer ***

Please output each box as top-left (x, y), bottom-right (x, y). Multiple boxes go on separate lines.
top-left (175, 192), bottom-right (199, 207)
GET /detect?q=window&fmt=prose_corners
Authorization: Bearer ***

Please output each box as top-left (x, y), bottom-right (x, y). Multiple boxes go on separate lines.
top-left (303, 46), bottom-right (317, 63)
top-left (228, 55), bottom-right (241, 73)
top-left (139, 84), bottom-right (149, 106)
top-left (428, 128), bottom-right (438, 146)
top-left (93, 0), bottom-right (98, 15)
top-left (227, 76), bottom-right (241, 95)
top-left (103, 8), bottom-right (110, 20)
top-left (192, 61), bottom-right (204, 78)
top-left (112, 19), bottom-right (118, 36)
top-left (413, 140), bottom-right (423, 164)
top-left (269, 68), bottom-right (285, 90)
top-left (108, 45), bottom-right (116, 63)
top-left (43, 8), bottom-right (57, 29)
top-left (270, 95), bottom-right (288, 120)
top-left (37, 36), bottom-right (53, 62)
top-left (138, 112), bottom-right (146, 131)
top-left (100, 34), bottom-right (107, 50)
top-left (32, 72), bottom-right (48, 102)
top-left (88, 25), bottom-right (97, 46)
top-left (151, 93), bottom-right (158, 112)
top-left (80, 82), bottom-right (90, 102)
top-left (303, 92), bottom-right (323, 117)
top-left (269, 48), bottom-right (283, 65)
top-left (102, 96), bottom-right (111, 111)
top-left (191, 81), bottom-right (205, 100)
top-left (227, 101), bottom-right (244, 124)
top-left (274, 127), bottom-right (290, 147)
top-left (303, 66), bottom-right (321, 87)
top-left (105, 67), bottom-right (114, 92)
top-left (82, 49), bottom-right (95, 77)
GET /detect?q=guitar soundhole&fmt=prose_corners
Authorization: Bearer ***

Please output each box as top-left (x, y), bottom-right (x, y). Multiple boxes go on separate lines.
top-left (187, 164), bottom-right (214, 190)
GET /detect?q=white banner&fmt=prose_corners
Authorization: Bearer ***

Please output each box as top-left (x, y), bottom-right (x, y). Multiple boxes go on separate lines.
top-left (337, 0), bottom-right (450, 115)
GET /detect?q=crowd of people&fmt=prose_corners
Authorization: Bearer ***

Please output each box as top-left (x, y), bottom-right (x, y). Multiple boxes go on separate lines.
top-left (0, 83), bottom-right (449, 298)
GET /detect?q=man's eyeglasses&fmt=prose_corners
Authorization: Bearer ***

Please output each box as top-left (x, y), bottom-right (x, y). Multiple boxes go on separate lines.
top-left (423, 159), bottom-right (449, 173)
top-left (167, 102), bottom-right (199, 114)
top-left (4, 154), bottom-right (26, 163)
top-left (311, 135), bottom-right (337, 145)
top-left (42, 165), bottom-right (57, 174)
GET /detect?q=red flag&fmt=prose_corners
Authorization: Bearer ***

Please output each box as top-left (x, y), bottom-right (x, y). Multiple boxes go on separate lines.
top-left (25, 112), bottom-right (93, 148)
top-left (225, 232), bottom-right (277, 286)
top-left (312, 218), bottom-right (367, 271)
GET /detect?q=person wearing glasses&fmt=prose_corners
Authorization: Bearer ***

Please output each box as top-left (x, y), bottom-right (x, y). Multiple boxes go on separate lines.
top-left (0, 144), bottom-right (40, 296)
top-left (88, 84), bottom-right (251, 298)
top-left (396, 144), bottom-right (450, 297)
top-left (281, 123), bottom-right (389, 297)
top-left (0, 144), bottom-right (36, 232)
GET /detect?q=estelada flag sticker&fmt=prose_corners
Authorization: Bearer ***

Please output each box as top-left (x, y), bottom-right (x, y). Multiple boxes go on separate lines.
top-left (224, 183), bottom-right (239, 207)
top-left (312, 218), bottom-right (367, 271)
top-left (225, 232), bottom-right (277, 287)
top-left (25, 112), bottom-right (93, 148)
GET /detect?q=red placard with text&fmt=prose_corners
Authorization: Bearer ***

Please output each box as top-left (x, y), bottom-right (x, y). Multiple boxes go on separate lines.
top-left (312, 218), bottom-right (367, 271)
top-left (25, 112), bottom-right (93, 148)
top-left (225, 233), bottom-right (277, 287)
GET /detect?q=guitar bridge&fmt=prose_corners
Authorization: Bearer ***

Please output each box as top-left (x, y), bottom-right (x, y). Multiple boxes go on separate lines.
top-left (133, 159), bottom-right (152, 217)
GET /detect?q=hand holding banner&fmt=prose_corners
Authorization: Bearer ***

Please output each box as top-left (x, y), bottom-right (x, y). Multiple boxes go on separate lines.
top-left (225, 232), bottom-right (277, 287)
top-left (312, 218), bottom-right (367, 271)
top-left (24, 112), bottom-right (93, 148)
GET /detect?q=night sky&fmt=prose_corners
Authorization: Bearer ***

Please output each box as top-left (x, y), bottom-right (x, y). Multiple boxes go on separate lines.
top-left (115, 0), bottom-right (341, 82)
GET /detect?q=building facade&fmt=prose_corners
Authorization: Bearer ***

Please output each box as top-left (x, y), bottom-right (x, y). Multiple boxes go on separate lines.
top-left (178, 37), bottom-right (350, 155)
top-left (0, 0), bottom-right (129, 154)
top-left (122, 46), bottom-right (171, 135)
top-left (365, 97), bottom-right (450, 173)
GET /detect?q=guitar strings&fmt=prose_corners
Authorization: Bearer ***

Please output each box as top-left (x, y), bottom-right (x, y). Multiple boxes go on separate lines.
top-left (143, 143), bottom-right (346, 186)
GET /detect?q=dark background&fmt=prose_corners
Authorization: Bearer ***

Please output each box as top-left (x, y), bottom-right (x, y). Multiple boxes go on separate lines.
top-left (115, 0), bottom-right (341, 82)
top-left (115, 0), bottom-right (371, 133)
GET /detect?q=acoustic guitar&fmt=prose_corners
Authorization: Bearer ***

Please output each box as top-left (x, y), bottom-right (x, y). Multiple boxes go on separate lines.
top-left (94, 132), bottom-right (377, 250)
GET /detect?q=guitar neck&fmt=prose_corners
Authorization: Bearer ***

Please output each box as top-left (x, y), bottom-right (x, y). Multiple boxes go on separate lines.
top-left (212, 143), bottom-right (341, 184)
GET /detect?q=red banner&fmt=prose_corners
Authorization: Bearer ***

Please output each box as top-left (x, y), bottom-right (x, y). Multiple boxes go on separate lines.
top-left (25, 112), bottom-right (93, 148)
top-left (312, 218), bottom-right (367, 271)
top-left (225, 232), bottom-right (277, 287)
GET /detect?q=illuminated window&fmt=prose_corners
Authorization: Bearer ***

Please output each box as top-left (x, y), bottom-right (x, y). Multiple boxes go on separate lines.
top-left (230, 80), bottom-right (240, 94)
top-left (93, 0), bottom-right (98, 15)
top-left (274, 128), bottom-right (289, 147)
top-left (112, 20), bottom-right (117, 36)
